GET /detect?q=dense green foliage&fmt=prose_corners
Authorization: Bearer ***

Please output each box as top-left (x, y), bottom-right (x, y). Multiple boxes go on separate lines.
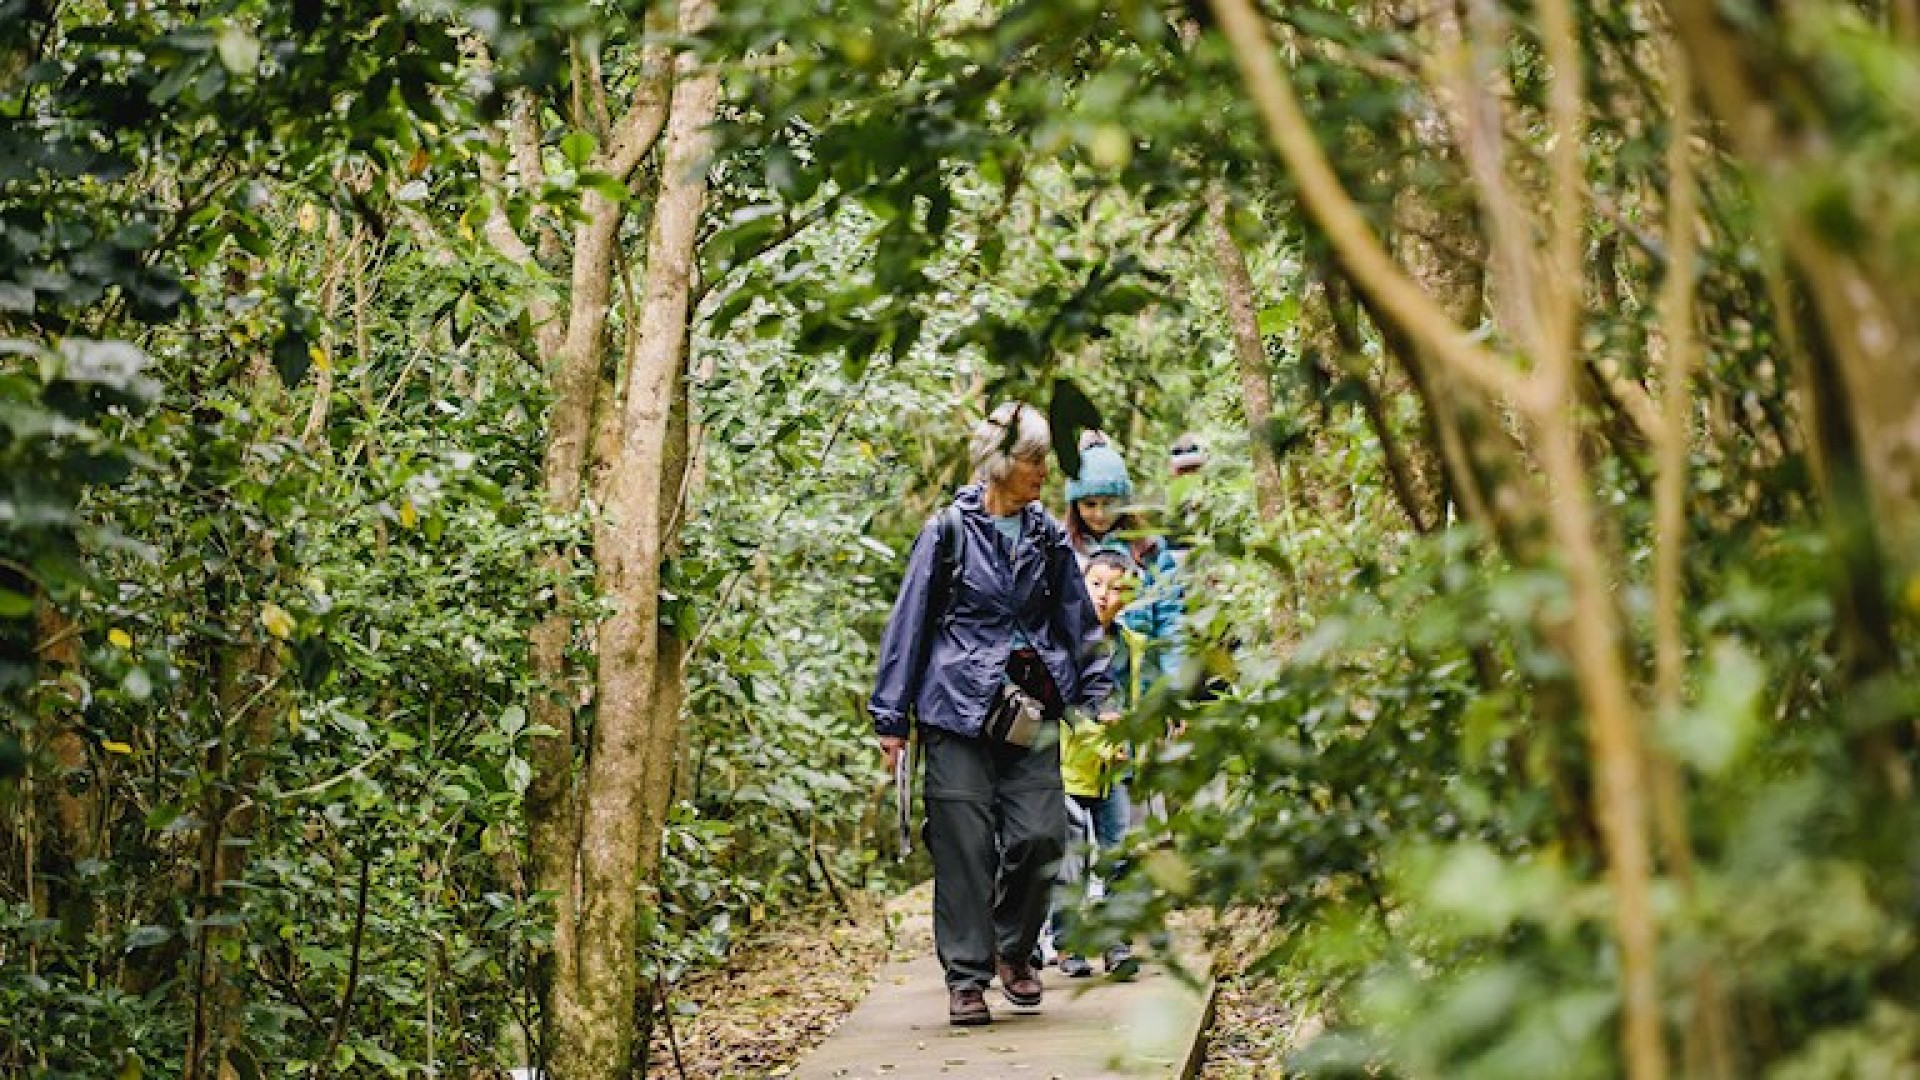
top-left (10, 0), bottom-right (1920, 1077)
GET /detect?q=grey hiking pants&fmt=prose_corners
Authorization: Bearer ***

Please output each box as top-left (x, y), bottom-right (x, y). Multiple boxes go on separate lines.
top-left (922, 724), bottom-right (1066, 992)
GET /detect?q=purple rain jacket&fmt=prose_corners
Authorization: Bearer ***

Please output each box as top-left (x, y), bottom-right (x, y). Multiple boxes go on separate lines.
top-left (869, 485), bottom-right (1115, 740)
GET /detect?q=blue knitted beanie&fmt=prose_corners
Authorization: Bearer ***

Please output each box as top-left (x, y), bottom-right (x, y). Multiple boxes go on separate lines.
top-left (1068, 441), bottom-right (1133, 503)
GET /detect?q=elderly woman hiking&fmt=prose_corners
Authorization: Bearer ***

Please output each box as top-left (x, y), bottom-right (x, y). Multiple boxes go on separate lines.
top-left (871, 401), bottom-right (1116, 1027)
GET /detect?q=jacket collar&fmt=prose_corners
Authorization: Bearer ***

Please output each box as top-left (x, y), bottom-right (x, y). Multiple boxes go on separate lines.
top-left (955, 483), bottom-right (1041, 527)
top-left (957, 485), bottom-right (1051, 613)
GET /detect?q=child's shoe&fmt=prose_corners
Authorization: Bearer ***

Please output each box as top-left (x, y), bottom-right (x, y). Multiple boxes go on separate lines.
top-left (1104, 943), bottom-right (1140, 981)
top-left (1060, 954), bottom-right (1094, 978)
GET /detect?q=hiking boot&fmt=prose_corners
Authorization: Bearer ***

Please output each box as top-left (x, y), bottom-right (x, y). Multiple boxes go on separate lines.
top-left (949, 986), bottom-right (992, 1026)
top-left (1060, 953), bottom-right (1094, 978)
top-left (1104, 943), bottom-right (1140, 981)
top-left (995, 959), bottom-right (1044, 1007)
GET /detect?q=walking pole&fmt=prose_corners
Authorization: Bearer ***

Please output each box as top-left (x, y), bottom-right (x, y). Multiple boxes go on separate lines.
top-left (894, 731), bottom-right (917, 860)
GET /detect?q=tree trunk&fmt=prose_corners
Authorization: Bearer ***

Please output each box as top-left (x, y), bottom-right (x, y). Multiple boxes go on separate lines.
top-left (184, 589), bottom-right (285, 1080)
top-left (543, 2), bottom-right (717, 1073)
top-left (511, 14), bottom-right (677, 1047)
top-left (1204, 182), bottom-right (1285, 523)
top-left (639, 348), bottom-right (695, 885)
top-left (1666, 0), bottom-right (1920, 597)
top-left (30, 600), bottom-right (95, 928)
top-left (525, 177), bottom-right (637, 964)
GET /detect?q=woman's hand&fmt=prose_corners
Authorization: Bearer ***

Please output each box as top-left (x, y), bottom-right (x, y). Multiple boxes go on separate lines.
top-left (880, 735), bottom-right (908, 772)
top-left (1098, 710), bottom-right (1121, 726)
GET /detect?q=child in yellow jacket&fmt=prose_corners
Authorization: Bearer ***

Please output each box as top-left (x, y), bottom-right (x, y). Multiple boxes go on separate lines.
top-left (1054, 549), bottom-right (1143, 979)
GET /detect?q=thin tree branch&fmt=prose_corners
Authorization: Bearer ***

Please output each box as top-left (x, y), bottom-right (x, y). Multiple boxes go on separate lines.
top-left (1652, 56), bottom-right (1696, 751)
top-left (1322, 274), bottom-right (1432, 534)
top-left (598, 4), bottom-right (679, 181)
top-left (690, 180), bottom-right (888, 308)
top-left (783, 806), bottom-right (854, 919)
top-left (1433, 0), bottom-right (1550, 360)
top-left (1221, 0), bottom-right (1664, 1071)
top-left (652, 977), bottom-right (691, 1080)
top-left (475, 88), bottom-right (566, 361)
top-left (1207, 0), bottom-right (1536, 412)
top-left (579, 37), bottom-right (614, 140)
top-left (1205, 180), bottom-right (1285, 524)
top-left (1652, 46), bottom-right (1735, 1080)
top-left (1538, 0), bottom-right (1586, 395)
top-left (1532, 1), bottom-right (1666, 1076)
top-left (255, 946), bottom-right (326, 1029)
top-left (317, 845), bottom-right (374, 1076)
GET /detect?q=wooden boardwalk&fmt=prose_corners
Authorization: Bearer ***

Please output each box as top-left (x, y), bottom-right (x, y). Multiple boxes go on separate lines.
top-left (789, 886), bottom-right (1216, 1080)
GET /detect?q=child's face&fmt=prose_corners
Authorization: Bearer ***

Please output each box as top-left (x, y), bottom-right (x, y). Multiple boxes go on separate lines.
top-left (1077, 495), bottom-right (1121, 536)
top-left (1083, 563), bottom-right (1131, 626)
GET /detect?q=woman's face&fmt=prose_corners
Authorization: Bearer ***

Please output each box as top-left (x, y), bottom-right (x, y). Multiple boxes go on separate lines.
top-left (1077, 495), bottom-right (1121, 536)
top-left (997, 452), bottom-right (1049, 506)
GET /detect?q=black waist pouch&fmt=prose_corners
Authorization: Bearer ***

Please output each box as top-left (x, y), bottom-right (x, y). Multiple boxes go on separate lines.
top-left (984, 681), bottom-right (1047, 747)
top-left (989, 648), bottom-right (1064, 747)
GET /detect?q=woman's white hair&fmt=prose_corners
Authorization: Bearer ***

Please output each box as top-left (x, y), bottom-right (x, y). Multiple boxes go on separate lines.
top-left (970, 401), bottom-right (1051, 485)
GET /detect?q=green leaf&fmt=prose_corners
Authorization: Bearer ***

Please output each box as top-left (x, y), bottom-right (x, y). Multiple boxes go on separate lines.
top-left (1048, 377), bottom-right (1104, 480)
top-left (560, 130), bottom-right (597, 169)
top-left (453, 947), bottom-right (492, 975)
top-left (924, 183), bottom-right (952, 235)
top-left (579, 170), bottom-right (630, 205)
top-left (126, 924), bottom-right (173, 950)
top-left (57, 339), bottom-right (154, 397)
top-left (273, 326), bottom-right (312, 388)
top-left (1257, 297), bottom-right (1299, 337)
top-left (1663, 639), bottom-right (1764, 775)
top-left (216, 24), bottom-right (261, 74)
top-left (506, 756), bottom-right (531, 794)
top-left (766, 142), bottom-right (816, 203)
top-left (0, 588), bottom-right (33, 619)
top-left (0, 282), bottom-right (34, 312)
top-left (1267, 417), bottom-right (1308, 460)
top-left (122, 667), bottom-right (153, 700)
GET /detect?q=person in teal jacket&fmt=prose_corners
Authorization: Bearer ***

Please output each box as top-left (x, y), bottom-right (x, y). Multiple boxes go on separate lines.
top-left (1064, 433), bottom-right (1185, 694)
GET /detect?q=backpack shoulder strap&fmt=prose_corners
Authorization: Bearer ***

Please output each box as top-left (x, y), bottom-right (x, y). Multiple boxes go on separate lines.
top-left (939, 505), bottom-right (966, 608)
top-left (1036, 506), bottom-right (1066, 545)
top-left (928, 505), bottom-right (967, 623)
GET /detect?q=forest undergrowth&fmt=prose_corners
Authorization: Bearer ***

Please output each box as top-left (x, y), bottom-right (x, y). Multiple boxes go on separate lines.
top-left (638, 896), bottom-right (894, 1080)
top-left (12, 1), bottom-right (1920, 1078)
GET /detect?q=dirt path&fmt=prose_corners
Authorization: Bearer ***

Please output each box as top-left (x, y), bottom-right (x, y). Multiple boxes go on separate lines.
top-left (641, 895), bottom-right (895, 1078)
